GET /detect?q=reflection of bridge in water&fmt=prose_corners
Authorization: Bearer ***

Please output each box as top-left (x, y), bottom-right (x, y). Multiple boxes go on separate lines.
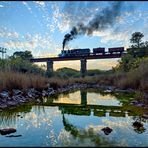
top-left (42, 91), bottom-right (138, 117)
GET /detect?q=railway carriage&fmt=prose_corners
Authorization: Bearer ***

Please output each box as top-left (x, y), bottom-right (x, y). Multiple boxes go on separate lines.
top-left (58, 47), bottom-right (124, 57)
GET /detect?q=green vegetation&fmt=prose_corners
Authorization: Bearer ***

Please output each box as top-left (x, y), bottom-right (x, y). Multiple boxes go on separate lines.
top-left (54, 67), bottom-right (80, 78)
top-left (112, 32), bottom-right (148, 94)
top-left (0, 51), bottom-right (45, 75)
top-left (53, 68), bottom-right (110, 78)
top-left (0, 32), bottom-right (147, 103)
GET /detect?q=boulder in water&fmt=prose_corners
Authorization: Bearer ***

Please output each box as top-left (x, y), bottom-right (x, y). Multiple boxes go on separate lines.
top-left (101, 127), bottom-right (113, 135)
top-left (0, 128), bottom-right (16, 135)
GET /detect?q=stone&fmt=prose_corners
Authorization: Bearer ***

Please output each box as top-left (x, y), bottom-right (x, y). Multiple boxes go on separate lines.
top-left (13, 89), bottom-right (22, 96)
top-left (42, 90), bottom-right (48, 97)
top-left (133, 121), bottom-right (143, 128)
top-left (104, 89), bottom-right (112, 93)
top-left (0, 128), bottom-right (16, 135)
top-left (0, 103), bottom-right (8, 109)
top-left (142, 114), bottom-right (148, 119)
top-left (0, 91), bottom-right (9, 98)
top-left (101, 127), bottom-right (113, 135)
top-left (7, 101), bottom-right (18, 106)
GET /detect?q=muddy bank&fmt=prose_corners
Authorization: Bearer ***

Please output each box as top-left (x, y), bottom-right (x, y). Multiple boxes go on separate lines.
top-left (0, 83), bottom-right (148, 110)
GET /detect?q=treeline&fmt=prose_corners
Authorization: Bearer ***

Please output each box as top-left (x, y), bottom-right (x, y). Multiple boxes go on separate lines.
top-left (0, 51), bottom-right (45, 75)
top-left (111, 32), bottom-right (148, 93)
top-left (0, 32), bottom-right (148, 94)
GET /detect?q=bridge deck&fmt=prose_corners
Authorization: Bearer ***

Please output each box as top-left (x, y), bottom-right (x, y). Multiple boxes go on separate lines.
top-left (30, 53), bottom-right (124, 62)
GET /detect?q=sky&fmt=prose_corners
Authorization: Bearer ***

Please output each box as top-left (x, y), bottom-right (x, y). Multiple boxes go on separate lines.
top-left (0, 1), bottom-right (148, 70)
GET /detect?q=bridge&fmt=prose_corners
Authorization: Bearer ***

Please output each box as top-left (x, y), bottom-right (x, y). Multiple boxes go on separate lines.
top-left (39, 90), bottom-right (146, 118)
top-left (30, 52), bottom-right (125, 77)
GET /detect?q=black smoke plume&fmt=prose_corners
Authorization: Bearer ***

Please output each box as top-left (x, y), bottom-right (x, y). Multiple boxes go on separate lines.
top-left (62, 2), bottom-right (123, 50)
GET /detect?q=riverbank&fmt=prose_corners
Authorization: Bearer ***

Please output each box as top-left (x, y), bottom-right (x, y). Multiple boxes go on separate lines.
top-left (0, 82), bottom-right (148, 111)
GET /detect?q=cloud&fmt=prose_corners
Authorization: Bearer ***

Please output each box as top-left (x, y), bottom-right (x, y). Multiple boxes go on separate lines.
top-left (0, 4), bottom-right (4, 8)
top-left (34, 1), bottom-right (45, 7)
top-left (0, 27), bottom-right (19, 39)
top-left (92, 28), bottom-right (130, 47)
top-left (49, 4), bottom-right (61, 33)
top-left (22, 1), bottom-right (33, 14)
top-left (0, 29), bottom-right (60, 56)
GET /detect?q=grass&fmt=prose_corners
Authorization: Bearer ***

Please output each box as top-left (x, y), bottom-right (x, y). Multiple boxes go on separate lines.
top-left (0, 70), bottom-right (49, 92)
top-left (0, 57), bottom-right (147, 99)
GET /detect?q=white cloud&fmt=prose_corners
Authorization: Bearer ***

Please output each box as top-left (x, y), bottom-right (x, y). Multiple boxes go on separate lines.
top-left (0, 28), bottom-right (19, 39)
top-left (34, 1), bottom-right (45, 7)
top-left (0, 4), bottom-right (4, 8)
top-left (0, 30), bottom-right (60, 56)
top-left (22, 1), bottom-right (33, 14)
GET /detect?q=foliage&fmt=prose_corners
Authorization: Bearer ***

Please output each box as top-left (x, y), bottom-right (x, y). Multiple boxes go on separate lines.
top-left (87, 69), bottom-right (104, 76)
top-left (0, 57), bottom-right (45, 75)
top-left (54, 67), bottom-right (80, 78)
top-left (12, 50), bottom-right (33, 60)
top-left (130, 32), bottom-right (144, 48)
top-left (115, 32), bottom-right (148, 72)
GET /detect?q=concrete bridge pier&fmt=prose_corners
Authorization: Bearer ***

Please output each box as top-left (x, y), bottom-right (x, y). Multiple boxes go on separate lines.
top-left (47, 60), bottom-right (53, 72)
top-left (80, 59), bottom-right (87, 77)
top-left (81, 91), bottom-right (87, 105)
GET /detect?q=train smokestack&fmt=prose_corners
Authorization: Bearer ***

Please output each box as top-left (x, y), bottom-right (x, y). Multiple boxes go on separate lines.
top-left (62, 2), bottom-right (123, 49)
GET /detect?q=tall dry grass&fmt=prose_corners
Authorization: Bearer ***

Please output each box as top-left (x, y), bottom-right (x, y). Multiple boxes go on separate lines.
top-left (0, 59), bottom-right (147, 93)
top-left (0, 71), bottom-right (49, 91)
top-left (114, 59), bottom-right (148, 93)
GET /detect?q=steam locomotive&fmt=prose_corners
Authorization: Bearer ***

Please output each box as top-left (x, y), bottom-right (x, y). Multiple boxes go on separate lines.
top-left (58, 47), bottom-right (124, 57)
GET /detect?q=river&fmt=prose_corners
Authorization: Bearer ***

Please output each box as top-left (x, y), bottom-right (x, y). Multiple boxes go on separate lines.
top-left (0, 88), bottom-right (148, 147)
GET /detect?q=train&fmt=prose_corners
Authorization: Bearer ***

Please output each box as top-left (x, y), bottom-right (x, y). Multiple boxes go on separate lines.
top-left (58, 47), bottom-right (124, 57)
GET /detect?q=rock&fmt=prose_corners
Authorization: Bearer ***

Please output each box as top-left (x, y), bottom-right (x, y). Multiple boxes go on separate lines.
top-left (114, 89), bottom-right (128, 93)
top-left (136, 103), bottom-right (145, 107)
top-left (42, 90), bottom-right (48, 97)
top-left (13, 89), bottom-right (22, 96)
top-left (0, 103), bottom-right (8, 109)
top-left (0, 98), bottom-right (7, 103)
top-left (7, 101), bottom-right (18, 107)
top-left (36, 99), bottom-right (41, 103)
top-left (29, 89), bottom-right (41, 98)
top-left (0, 128), bottom-right (16, 135)
top-left (101, 127), bottom-right (113, 135)
top-left (133, 121), bottom-right (143, 128)
top-left (6, 134), bottom-right (22, 138)
top-left (0, 91), bottom-right (9, 98)
top-left (131, 100), bottom-right (138, 105)
top-left (48, 87), bottom-right (54, 92)
top-left (142, 114), bottom-right (148, 119)
top-left (104, 89), bottom-right (112, 93)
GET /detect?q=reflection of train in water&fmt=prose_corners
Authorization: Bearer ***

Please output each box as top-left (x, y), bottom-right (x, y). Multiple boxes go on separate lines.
top-left (58, 47), bottom-right (124, 57)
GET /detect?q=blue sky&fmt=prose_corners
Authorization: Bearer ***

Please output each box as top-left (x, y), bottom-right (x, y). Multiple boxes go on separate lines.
top-left (0, 1), bottom-right (148, 70)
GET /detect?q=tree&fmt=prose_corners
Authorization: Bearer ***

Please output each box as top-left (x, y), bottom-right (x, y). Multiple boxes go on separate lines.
top-left (13, 50), bottom-right (33, 60)
top-left (144, 41), bottom-right (148, 48)
top-left (130, 32), bottom-right (144, 48)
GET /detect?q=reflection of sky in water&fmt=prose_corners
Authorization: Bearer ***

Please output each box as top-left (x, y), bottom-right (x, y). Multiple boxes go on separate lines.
top-left (53, 90), bottom-right (121, 106)
top-left (87, 93), bottom-right (122, 106)
top-left (53, 91), bottom-right (81, 104)
top-left (0, 91), bottom-right (148, 147)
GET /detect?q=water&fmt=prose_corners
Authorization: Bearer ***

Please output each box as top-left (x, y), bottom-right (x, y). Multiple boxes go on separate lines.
top-left (0, 89), bottom-right (148, 147)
